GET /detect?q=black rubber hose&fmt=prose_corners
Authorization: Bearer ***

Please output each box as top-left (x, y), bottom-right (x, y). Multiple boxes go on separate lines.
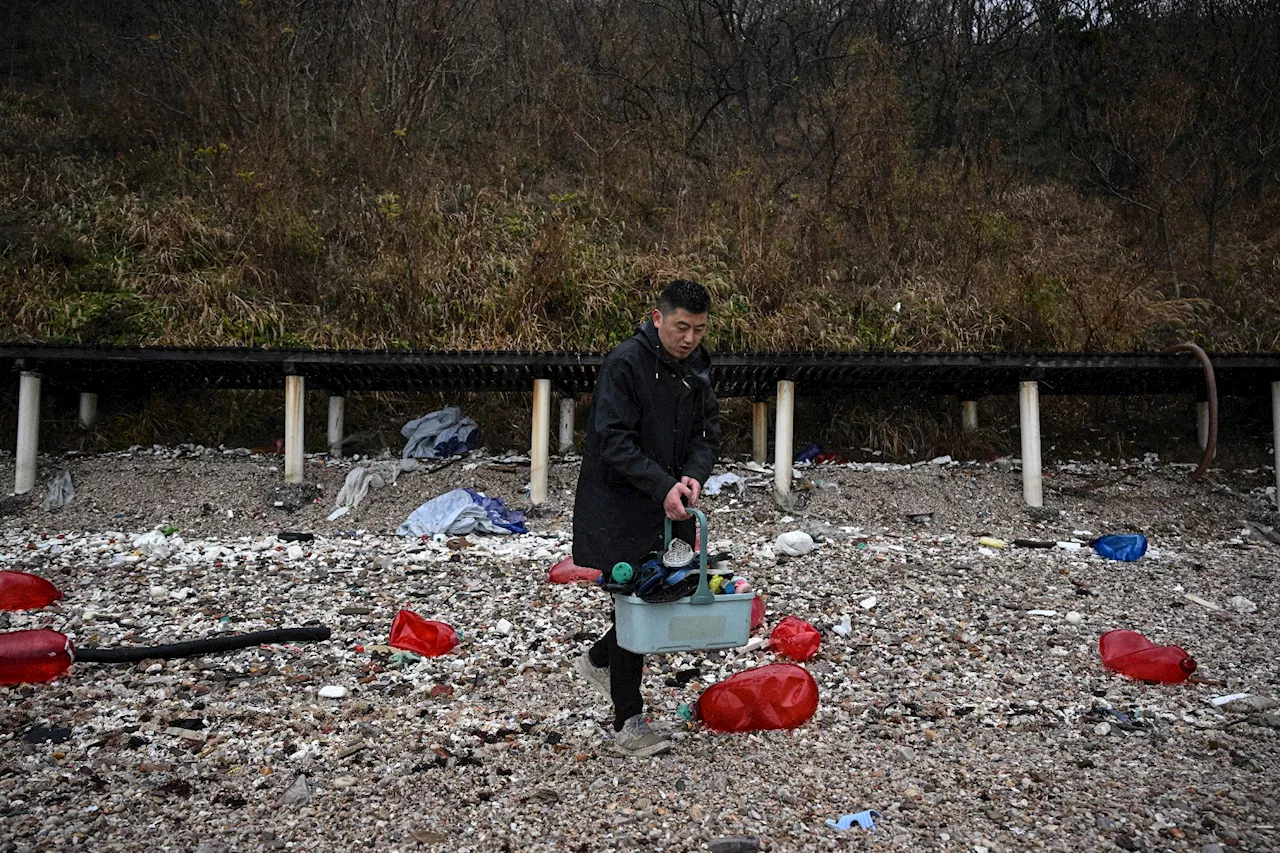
top-left (75, 627), bottom-right (331, 663)
top-left (1165, 342), bottom-right (1218, 482)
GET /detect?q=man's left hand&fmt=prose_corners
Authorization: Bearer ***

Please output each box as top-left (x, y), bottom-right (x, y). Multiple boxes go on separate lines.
top-left (680, 476), bottom-right (701, 507)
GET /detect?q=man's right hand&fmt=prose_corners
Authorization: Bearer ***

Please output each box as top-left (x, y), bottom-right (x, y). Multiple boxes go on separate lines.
top-left (663, 481), bottom-right (694, 521)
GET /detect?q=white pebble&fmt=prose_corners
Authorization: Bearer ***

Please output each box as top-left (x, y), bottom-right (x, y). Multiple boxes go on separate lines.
top-left (495, 619), bottom-right (513, 635)
top-left (1094, 722), bottom-right (1111, 736)
top-left (1066, 611), bottom-right (1082, 624)
top-left (318, 685), bottom-right (348, 699)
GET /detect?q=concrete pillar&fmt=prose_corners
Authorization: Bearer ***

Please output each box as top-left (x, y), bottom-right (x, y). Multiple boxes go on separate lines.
top-left (79, 392), bottom-right (98, 430)
top-left (961, 400), bottom-right (979, 433)
top-left (752, 401), bottom-right (769, 464)
top-left (15, 372), bottom-right (41, 495)
top-left (1272, 381), bottom-right (1280, 508)
top-left (1196, 401), bottom-right (1210, 451)
top-left (531, 378), bottom-right (551, 504)
top-left (558, 397), bottom-right (574, 454)
top-left (773, 381), bottom-right (795, 496)
top-left (327, 395), bottom-right (345, 458)
top-left (284, 375), bottom-right (305, 483)
top-left (1019, 381), bottom-right (1043, 508)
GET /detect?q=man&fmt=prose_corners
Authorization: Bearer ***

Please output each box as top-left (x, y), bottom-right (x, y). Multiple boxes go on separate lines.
top-left (571, 279), bottom-right (720, 757)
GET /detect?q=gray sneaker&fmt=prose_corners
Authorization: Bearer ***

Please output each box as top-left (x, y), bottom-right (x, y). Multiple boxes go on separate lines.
top-left (574, 654), bottom-right (611, 701)
top-left (613, 714), bottom-right (672, 758)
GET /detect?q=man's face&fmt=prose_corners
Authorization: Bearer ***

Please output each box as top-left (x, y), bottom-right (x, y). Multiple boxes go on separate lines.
top-left (652, 307), bottom-right (708, 360)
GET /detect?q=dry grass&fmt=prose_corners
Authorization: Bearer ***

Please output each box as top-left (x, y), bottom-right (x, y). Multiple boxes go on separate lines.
top-left (2, 87), bottom-right (1277, 356)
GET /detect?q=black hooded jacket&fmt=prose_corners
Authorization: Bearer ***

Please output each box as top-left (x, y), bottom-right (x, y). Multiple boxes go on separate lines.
top-left (571, 319), bottom-right (720, 570)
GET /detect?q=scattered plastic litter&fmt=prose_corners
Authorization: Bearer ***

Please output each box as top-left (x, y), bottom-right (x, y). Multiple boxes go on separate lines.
top-left (1229, 595), bottom-right (1257, 614)
top-left (318, 685), bottom-right (348, 699)
top-left (388, 609), bottom-right (459, 657)
top-left (770, 615), bottom-right (821, 661)
top-left (41, 470), bottom-right (75, 512)
top-left (0, 629), bottom-right (74, 684)
top-left (750, 593), bottom-right (766, 629)
top-left (832, 615), bottom-right (852, 636)
top-left (1099, 630), bottom-right (1197, 683)
top-left (703, 473), bottom-right (745, 496)
top-left (1185, 593), bottom-right (1222, 611)
top-left (775, 530), bottom-right (815, 557)
top-left (977, 536), bottom-right (1006, 549)
top-left (698, 663), bottom-right (819, 732)
top-left (396, 488), bottom-right (527, 536)
top-left (825, 810), bottom-right (882, 832)
top-left (0, 570), bottom-right (64, 611)
top-left (1093, 534), bottom-right (1148, 561)
top-left (1210, 692), bottom-right (1251, 708)
top-left (547, 557), bottom-right (602, 584)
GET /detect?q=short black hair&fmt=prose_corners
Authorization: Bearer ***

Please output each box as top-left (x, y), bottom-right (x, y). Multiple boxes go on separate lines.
top-left (657, 279), bottom-right (711, 315)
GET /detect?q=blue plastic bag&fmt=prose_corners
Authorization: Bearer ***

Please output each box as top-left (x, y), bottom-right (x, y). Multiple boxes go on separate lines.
top-left (1093, 534), bottom-right (1147, 562)
top-left (795, 442), bottom-right (822, 463)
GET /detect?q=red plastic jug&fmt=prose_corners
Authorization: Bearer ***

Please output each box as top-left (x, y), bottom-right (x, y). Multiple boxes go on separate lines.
top-left (0, 629), bottom-right (75, 684)
top-left (1099, 630), bottom-right (1197, 683)
top-left (698, 663), bottom-right (819, 732)
top-left (388, 609), bottom-right (459, 657)
top-left (750, 594), bottom-right (766, 630)
top-left (0, 571), bottom-right (64, 611)
top-left (547, 557), bottom-right (602, 584)
top-left (770, 615), bottom-right (821, 661)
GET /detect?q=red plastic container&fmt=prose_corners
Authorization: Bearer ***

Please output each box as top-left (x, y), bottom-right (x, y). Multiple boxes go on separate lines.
top-left (1099, 630), bottom-right (1197, 683)
top-left (698, 663), bottom-right (819, 732)
top-left (770, 615), bottom-right (821, 661)
top-left (0, 629), bottom-right (75, 684)
top-left (750, 594), bottom-right (766, 630)
top-left (547, 557), bottom-right (602, 584)
top-left (388, 609), bottom-right (459, 657)
top-left (0, 571), bottom-right (64, 611)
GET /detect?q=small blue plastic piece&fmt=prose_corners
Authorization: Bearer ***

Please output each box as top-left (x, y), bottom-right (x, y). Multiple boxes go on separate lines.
top-left (825, 810), bottom-right (882, 832)
top-left (1092, 534), bottom-right (1148, 562)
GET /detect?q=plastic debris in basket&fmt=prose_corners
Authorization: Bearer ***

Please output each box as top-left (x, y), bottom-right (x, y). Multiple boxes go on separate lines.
top-left (613, 508), bottom-right (754, 654)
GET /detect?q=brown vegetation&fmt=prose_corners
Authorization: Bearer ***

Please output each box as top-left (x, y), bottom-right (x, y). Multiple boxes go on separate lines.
top-left (1, 0), bottom-right (1277, 353)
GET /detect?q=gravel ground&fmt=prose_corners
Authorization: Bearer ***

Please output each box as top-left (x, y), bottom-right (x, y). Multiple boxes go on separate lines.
top-left (2, 446), bottom-right (1279, 853)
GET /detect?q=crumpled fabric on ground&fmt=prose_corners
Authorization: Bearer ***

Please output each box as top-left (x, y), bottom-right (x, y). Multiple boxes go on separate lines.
top-left (334, 460), bottom-right (402, 511)
top-left (401, 407), bottom-right (479, 459)
top-left (396, 488), bottom-right (527, 536)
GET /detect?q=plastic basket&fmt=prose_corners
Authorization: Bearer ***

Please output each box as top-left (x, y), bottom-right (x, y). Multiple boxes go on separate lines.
top-left (613, 508), bottom-right (753, 654)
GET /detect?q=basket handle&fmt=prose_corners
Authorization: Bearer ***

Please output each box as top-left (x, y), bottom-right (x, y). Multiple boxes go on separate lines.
top-left (664, 506), bottom-right (714, 605)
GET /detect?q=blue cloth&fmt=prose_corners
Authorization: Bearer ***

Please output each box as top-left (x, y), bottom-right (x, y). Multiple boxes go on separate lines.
top-left (1093, 534), bottom-right (1148, 562)
top-left (396, 488), bottom-right (526, 536)
top-left (462, 488), bottom-right (526, 534)
top-left (401, 408), bottom-right (480, 459)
